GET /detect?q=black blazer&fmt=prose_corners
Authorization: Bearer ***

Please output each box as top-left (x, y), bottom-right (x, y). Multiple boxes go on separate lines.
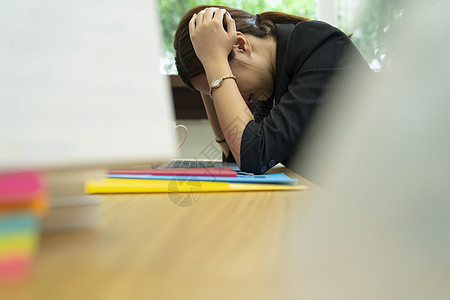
top-left (228, 21), bottom-right (370, 174)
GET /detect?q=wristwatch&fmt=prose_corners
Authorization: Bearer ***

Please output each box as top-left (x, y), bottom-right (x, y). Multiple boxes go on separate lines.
top-left (209, 75), bottom-right (237, 99)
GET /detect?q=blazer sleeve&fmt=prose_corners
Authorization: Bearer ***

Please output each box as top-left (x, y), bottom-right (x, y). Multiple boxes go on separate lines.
top-left (239, 21), bottom-right (367, 174)
top-left (251, 99), bottom-right (274, 123)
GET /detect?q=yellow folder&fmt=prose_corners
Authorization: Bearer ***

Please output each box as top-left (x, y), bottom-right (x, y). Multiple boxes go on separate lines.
top-left (85, 178), bottom-right (307, 194)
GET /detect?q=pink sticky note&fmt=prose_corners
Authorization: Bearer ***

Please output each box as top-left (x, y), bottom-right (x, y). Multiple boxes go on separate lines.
top-left (0, 256), bottom-right (32, 281)
top-left (0, 171), bottom-right (45, 205)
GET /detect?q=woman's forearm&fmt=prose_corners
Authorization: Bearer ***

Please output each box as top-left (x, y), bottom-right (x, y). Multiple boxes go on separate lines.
top-left (203, 60), bottom-right (254, 167)
top-left (200, 92), bottom-right (231, 158)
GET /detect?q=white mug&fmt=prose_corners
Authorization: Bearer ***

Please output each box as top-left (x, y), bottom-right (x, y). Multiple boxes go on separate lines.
top-left (171, 122), bottom-right (188, 150)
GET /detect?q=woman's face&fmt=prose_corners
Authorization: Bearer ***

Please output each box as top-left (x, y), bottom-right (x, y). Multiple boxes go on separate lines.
top-left (190, 56), bottom-right (275, 105)
top-left (230, 58), bottom-right (275, 103)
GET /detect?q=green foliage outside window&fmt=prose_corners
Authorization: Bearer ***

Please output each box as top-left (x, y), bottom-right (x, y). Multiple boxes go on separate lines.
top-left (157, 0), bottom-right (317, 73)
top-left (338, 0), bottom-right (408, 70)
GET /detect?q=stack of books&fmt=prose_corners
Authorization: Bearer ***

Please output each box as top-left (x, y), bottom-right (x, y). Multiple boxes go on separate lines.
top-left (85, 167), bottom-right (307, 194)
top-left (0, 171), bottom-right (48, 282)
top-left (40, 168), bottom-right (103, 232)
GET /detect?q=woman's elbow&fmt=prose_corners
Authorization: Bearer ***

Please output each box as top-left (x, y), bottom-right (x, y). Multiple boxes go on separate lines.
top-left (240, 157), bottom-right (278, 175)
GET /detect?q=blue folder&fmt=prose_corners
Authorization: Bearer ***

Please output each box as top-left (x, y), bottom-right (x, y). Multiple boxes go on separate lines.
top-left (106, 173), bottom-right (298, 185)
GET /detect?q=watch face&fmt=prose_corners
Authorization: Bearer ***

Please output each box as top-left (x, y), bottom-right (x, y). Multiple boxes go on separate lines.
top-left (212, 78), bottom-right (222, 87)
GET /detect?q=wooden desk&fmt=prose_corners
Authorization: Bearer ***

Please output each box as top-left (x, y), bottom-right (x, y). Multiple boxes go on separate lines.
top-left (1, 168), bottom-right (321, 300)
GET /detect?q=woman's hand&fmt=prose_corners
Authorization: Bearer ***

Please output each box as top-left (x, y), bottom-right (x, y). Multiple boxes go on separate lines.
top-left (189, 7), bottom-right (236, 68)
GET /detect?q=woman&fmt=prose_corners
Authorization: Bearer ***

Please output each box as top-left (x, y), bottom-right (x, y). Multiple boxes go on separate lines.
top-left (174, 5), bottom-right (370, 174)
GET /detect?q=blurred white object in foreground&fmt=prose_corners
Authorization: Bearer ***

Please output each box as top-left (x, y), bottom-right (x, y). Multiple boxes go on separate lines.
top-left (295, 2), bottom-right (450, 299)
top-left (0, 0), bottom-right (175, 171)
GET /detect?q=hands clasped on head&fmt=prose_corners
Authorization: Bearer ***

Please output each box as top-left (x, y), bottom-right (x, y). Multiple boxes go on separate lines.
top-left (188, 7), bottom-right (237, 67)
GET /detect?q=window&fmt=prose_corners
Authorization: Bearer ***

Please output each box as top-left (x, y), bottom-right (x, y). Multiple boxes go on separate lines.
top-left (158, 0), bottom-right (408, 73)
top-left (337, 0), bottom-right (408, 71)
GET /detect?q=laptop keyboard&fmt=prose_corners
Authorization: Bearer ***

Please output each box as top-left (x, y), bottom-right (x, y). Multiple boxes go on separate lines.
top-left (158, 160), bottom-right (237, 169)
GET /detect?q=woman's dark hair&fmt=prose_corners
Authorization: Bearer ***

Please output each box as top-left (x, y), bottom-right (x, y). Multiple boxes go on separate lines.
top-left (174, 5), bottom-right (310, 89)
